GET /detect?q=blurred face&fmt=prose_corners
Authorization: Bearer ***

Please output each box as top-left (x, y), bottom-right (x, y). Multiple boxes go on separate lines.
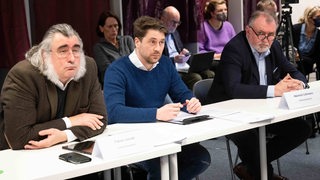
top-left (99, 17), bottom-right (119, 41)
top-left (49, 33), bottom-right (81, 84)
top-left (134, 29), bottom-right (165, 70)
top-left (162, 12), bottom-right (180, 33)
top-left (265, 4), bottom-right (277, 15)
top-left (313, 11), bottom-right (320, 19)
top-left (310, 10), bottom-right (320, 27)
top-left (246, 16), bottom-right (276, 53)
top-left (211, 3), bottom-right (228, 21)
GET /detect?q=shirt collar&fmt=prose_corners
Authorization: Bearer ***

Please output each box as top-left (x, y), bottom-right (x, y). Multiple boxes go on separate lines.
top-left (129, 50), bottom-right (159, 71)
top-left (53, 78), bottom-right (73, 91)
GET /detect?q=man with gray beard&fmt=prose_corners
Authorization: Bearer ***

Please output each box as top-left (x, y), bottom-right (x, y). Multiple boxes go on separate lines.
top-left (206, 11), bottom-right (310, 180)
top-left (0, 24), bottom-right (106, 151)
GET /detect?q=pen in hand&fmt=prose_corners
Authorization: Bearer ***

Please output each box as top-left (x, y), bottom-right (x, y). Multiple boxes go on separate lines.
top-left (181, 102), bottom-right (188, 108)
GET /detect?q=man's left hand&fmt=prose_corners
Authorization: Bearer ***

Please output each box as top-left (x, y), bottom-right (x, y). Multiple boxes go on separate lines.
top-left (185, 97), bottom-right (201, 114)
top-left (24, 128), bottom-right (67, 149)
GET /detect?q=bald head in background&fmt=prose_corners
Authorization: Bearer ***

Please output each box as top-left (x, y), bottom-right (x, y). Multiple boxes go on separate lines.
top-left (160, 6), bottom-right (181, 33)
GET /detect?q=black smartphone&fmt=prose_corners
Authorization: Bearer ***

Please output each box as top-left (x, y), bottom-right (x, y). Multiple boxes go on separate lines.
top-left (62, 141), bottom-right (95, 155)
top-left (59, 152), bottom-right (91, 164)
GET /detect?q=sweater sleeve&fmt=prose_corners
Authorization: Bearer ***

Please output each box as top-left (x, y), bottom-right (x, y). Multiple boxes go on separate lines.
top-left (103, 60), bottom-right (157, 124)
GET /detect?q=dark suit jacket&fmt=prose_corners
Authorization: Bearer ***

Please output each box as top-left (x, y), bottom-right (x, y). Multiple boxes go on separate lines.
top-left (206, 31), bottom-right (307, 104)
top-left (292, 23), bottom-right (320, 74)
top-left (163, 31), bottom-right (184, 64)
top-left (0, 56), bottom-right (107, 150)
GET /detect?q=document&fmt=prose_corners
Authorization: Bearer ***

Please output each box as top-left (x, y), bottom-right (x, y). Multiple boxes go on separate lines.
top-left (176, 55), bottom-right (191, 72)
top-left (200, 108), bottom-right (239, 118)
top-left (220, 111), bottom-right (274, 123)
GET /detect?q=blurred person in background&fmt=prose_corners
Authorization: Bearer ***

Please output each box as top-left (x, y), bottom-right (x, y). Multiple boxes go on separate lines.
top-left (93, 11), bottom-right (135, 87)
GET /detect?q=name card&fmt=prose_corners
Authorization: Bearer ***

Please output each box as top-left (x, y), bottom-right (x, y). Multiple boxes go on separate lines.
top-left (279, 88), bottom-right (320, 109)
top-left (92, 130), bottom-right (153, 159)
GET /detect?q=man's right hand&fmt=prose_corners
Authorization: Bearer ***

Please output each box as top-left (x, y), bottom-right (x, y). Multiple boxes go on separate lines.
top-left (156, 103), bottom-right (183, 121)
top-left (69, 113), bottom-right (104, 130)
top-left (174, 48), bottom-right (189, 63)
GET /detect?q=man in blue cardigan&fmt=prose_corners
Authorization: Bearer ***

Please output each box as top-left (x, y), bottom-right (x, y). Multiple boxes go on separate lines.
top-left (103, 16), bottom-right (211, 180)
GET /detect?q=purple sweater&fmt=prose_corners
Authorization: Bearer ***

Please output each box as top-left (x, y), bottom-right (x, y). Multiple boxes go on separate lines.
top-left (198, 20), bottom-right (236, 53)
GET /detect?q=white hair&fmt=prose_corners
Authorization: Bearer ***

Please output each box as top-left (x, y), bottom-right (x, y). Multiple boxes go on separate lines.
top-left (25, 23), bottom-right (86, 85)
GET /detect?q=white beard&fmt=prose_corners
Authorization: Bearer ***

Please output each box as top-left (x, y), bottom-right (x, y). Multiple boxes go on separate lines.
top-left (42, 53), bottom-right (86, 89)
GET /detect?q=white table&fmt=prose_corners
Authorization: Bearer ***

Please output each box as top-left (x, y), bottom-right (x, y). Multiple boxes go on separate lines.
top-left (0, 134), bottom-right (180, 180)
top-left (201, 80), bottom-right (320, 180)
top-left (106, 81), bottom-right (320, 180)
top-left (3, 81), bottom-right (318, 180)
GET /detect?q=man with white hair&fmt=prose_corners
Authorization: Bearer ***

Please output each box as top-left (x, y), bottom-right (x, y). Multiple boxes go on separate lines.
top-left (0, 24), bottom-right (106, 151)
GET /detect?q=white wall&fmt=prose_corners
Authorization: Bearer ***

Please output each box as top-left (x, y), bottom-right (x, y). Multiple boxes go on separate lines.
top-left (228, 0), bottom-right (244, 33)
top-left (289, 0), bottom-right (320, 24)
top-left (110, 1), bottom-right (123, 35)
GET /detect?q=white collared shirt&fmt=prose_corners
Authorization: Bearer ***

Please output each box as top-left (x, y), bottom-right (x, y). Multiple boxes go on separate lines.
top-left (129, 50), bottom-right (159, 71)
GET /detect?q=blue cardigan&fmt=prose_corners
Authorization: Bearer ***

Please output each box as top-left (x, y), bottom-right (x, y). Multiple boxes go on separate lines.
top-left (103, 55), bottom-right (193, 124)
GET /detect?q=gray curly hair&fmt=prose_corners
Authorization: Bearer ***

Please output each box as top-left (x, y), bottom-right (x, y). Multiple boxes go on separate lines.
top-left (25, 23), bottom-right (86, 82)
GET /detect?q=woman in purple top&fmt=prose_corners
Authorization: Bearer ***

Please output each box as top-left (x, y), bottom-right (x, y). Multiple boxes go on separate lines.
top-left (197, 0), bottom-right (236, 60)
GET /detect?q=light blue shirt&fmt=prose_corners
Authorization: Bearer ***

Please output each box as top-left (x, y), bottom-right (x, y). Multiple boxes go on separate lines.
top-left (165, 34), bottom-right (179, 58)
top-left (299, 23), bottom-right (318, 55)
top-left (250, 46), bottom-right (275, 97)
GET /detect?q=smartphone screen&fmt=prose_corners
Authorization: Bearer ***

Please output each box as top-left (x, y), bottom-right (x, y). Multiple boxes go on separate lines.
top-left (62, 141), bottom-right (95, 155)
top-left (59, 152), bottom-right (91, 164)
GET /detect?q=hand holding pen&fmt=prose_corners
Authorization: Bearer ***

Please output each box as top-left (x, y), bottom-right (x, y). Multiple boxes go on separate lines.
top-left (156, 97), bottom-right (201, 121)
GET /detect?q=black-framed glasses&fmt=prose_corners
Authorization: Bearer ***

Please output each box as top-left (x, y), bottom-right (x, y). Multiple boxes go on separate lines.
top-left (249, 26), bottom-right (275, 41)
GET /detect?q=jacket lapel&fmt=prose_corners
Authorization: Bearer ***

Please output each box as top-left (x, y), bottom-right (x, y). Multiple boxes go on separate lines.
top-left (265, 55), bottom-right (274, 85)
top-left (248, 50), bottom-right (260, 84)
top-left (64, 81), bottom-right (81, 116)
top-left (46, 81), bottom-right (58, 118)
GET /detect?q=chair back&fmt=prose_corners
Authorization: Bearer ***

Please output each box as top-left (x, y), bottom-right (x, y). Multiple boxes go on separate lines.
top-left (192, 78), bottom-right (213, 105)
top-left (163, 94), bottom-right (173, 105)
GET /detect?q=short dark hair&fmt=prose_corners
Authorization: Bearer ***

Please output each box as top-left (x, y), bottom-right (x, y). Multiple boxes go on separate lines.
top-left (96, 11), bottom-right (122, 38)
top-left (248, 10), bottom-right (276, 27)
top-left (204, 0), bottom-right (227, 19)
top-left (133, 16), bottom-right (167, 40)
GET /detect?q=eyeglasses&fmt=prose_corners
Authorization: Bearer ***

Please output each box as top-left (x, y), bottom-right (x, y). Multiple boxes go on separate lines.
top-left (171, 20), bottom-right (181, 26)
top-left (249, 26), bottom-right (275, 41)
top-left (51, 48), bottom-right (82, 59)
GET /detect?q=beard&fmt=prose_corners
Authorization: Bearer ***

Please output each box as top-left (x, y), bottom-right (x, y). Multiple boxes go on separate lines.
top-left (253, 43), bottom-right (270, 53)
top-left (42, 53), bottom-right (86, 88)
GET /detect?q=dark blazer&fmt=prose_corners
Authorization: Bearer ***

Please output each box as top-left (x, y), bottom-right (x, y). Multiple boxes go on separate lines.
top-left (0, 56), bottom-right (107, 150)
top-left (163, 31), bottom-right (184, 64)
top-left (292, 23), bottom-right (320, 74)
top-left (206, 31), bottom-right (307, 104)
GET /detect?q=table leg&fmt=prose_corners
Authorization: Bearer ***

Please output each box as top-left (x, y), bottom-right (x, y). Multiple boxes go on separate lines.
top-left (160, 155), bottom-right (169, 180)
top-left (103, 170), bottom-right (112, 180)
top-left (114, 167), bottom-right (122, 180)
top-left (259, 126), bottom-right (268, 180)
top-left (169, 153), bottom-right (178, 180)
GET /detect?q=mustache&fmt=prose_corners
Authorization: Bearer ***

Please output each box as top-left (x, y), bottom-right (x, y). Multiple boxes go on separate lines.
top-left (152, 51), bottom-right (161, 55)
